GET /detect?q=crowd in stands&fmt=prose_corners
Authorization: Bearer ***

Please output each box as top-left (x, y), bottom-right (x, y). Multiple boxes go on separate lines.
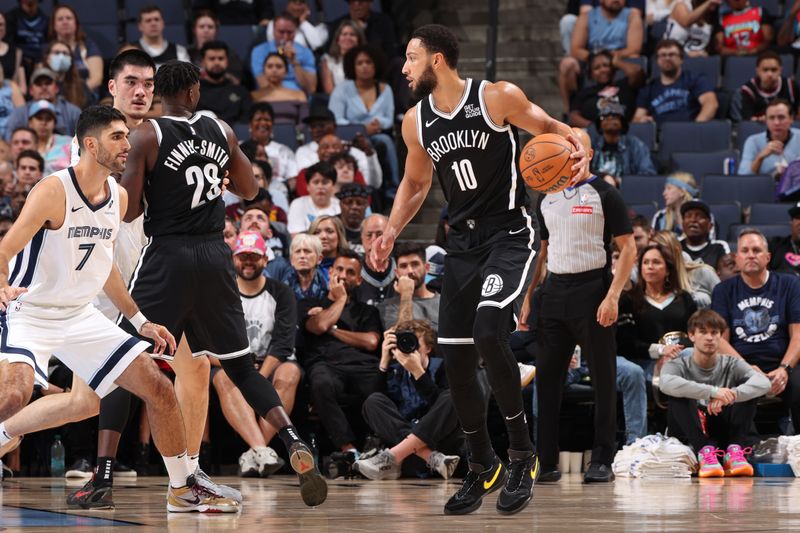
top-left (6, 0), bottom-right (800, 483)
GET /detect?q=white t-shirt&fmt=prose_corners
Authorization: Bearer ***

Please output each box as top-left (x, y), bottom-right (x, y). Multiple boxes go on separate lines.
top-left (266, 20), bottom-right (329, 52)
top-left (321, 54), bottom-right (345, 88)
top-left (287, 196), bottom-right (340, 234)
top-left (266, 141), bottom-right (299, 184)
top-left (664, 0), bottom-right (713, 54)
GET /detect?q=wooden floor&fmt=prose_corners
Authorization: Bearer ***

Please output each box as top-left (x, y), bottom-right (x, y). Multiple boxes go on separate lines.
top-left (3, 474), bottom-right (800, 531)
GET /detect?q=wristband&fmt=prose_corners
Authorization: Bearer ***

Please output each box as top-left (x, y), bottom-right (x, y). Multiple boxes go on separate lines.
top-left (710, 386), bottom-right (718, 399)
top-left (130, 311), bottom-right (148, 332)
top-left (329, 324), bottom-right (338, 334)
top-left (781, 363), bottom-right (792, 375)
top-left (658, 344), bottom-right (666, 356)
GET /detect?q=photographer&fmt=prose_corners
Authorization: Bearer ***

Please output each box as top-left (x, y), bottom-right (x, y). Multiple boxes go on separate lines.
top-left (354, 320), bottom-right (462, 481)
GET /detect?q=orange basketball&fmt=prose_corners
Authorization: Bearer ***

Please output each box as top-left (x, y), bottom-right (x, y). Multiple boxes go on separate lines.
top-left (519, 133), bottom-right (574, 194)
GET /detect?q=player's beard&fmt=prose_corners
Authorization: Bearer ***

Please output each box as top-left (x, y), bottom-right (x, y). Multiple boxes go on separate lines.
top-left (97, 144), bottom-right (125, 173)
top-left (411, 63), bottom-right (437, 101)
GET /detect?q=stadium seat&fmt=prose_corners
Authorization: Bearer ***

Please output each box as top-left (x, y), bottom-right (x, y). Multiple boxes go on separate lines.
top-left (671, 149), bottom-right (738, 180)
top-left (736, 121), bottom-right (766, 155)
top-left (233, 122), bottom-right (250, 141)
top-left (729, 223), bottom-right (791, 241)
top-left (628, 122), bottom-right (656, 151)
top-left (620, 174), bottom-right (666, 205)
top-left (701, 174), bottom-right (775, 207)
top-left (321, 0), bottom-right (352, 23)
top-left (125, 0), bottom-right (186, 24)
top-left (84, 25), bottom-right (121, 58)
top-left (335, 124), bottom-right (368, 141)
top-left (659, 121), bottom-right (732, 167)
top-left (750, 203), bottom-right (793, 225)
top-left (627, 202), bottom-right (658, 221)
top-left (273, 123), bottom-right (299, 150)
top-left (126, 24), bottom-right (188, 46)
top-left (56, 0), bottom-right (115, 25)
top-left (652, 55), bottom-right (721, 87)
top-left (216, 25), bottom-right (259, 61)
top-left (752, 0), bottom-right (782, 19)
top-left (709, 203), bottom-right (742, 241)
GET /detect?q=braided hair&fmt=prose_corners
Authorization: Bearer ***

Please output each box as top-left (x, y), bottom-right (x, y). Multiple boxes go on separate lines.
top-left (154, 60), bottom-right (200, 98)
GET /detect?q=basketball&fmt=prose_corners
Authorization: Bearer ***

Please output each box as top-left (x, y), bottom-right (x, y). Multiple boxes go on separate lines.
top-left (519, 133), bottom-right (574, 194)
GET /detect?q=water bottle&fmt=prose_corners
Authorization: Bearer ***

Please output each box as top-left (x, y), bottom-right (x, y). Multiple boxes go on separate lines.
top-left (723, 157), bottom-right (736, 176)
top-left (50, 434), bottom-right (65, 477)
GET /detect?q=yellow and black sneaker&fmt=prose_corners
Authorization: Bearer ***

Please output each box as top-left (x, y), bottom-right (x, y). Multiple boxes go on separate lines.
top-left (443, 458), bottom-right (508, 515)
top-left (496, 451), bottom-right (539, 515)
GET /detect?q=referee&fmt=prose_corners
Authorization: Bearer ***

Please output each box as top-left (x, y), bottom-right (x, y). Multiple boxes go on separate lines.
top-left (522, 128), bottom-right (636, 483)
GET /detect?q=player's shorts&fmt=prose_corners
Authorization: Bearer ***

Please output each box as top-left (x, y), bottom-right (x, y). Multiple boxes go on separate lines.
top-left (438, 206), bottom-right (537, 345)
top-left (123, 232), bottom-right (250, 361)
top-left (0, 303), bottom-right (149, 398)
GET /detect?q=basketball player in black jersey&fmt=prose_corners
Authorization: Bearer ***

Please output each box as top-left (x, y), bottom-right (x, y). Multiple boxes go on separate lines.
top-left (120, 61), bottom-right (327, 507)
top-left (371, 25), bottom-right (588, 516)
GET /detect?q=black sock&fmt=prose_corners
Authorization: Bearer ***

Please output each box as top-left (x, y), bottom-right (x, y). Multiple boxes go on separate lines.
top-left (464, 427), bottom-right (495, 470)
top-left (278, 425), bottom-right (302, 451)
top-left (95, 457), bottom-right (114, 486)
top-left (505, 411), bottom-right (534, 453)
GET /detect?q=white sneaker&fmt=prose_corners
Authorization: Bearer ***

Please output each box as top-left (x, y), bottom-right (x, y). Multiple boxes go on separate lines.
top-left (238, 448), bottom-right (260, 478)
top-left (254, 446), bottom-right (285, 477)
top-left (427, 451), bottom-right (460, 479)
top-left (195, 466), bottom-right (242, 503)
top-left (519, 363), bottom-right (536, 388)
top-left (354, 449), bottom-right (401, 480)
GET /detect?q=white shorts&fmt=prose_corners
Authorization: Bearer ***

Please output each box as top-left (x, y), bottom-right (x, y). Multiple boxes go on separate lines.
top-left (0, 303), bottom-right (149, 398)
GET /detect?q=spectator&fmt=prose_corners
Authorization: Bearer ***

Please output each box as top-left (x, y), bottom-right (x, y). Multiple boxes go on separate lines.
top-left (354, 319), bottom-right (461, 480)
top-left (223, 217), bottom-right (238, 251)
top-left (321, 20), bottom-right (365, 95)
top-left (329, 151), bottom-right (360, 192)
top-left (287, 161), bottom-right (340, 236)
top-left (192, 0), bottom-right (273, 26)
top-left (250, 52), bottom-right (307, 103)
top-left (558, 0), bottom-right (643, 114)
top-left (14, 148), bottom-right (42, 189)
top-left (240, 205), bottom-right (289, 262)
top-left (47, 5), bottom-right (102, 92)
top-left (211, 231), bottom-right (300, 478)
top-left (9, 126), bottom-right (36, 162)
top-left (309, 214), bottom-right (349, 282)
top-left (770, 203), bottom-right (800, 276)
top-left (660, 308), bottom-right (769, 477)
top-left (716, 252), bottom-right (740, 281)
top-left (354, 213), bottom-right (396, 305)
top-left (329, 45), bottom-right (398, 190)
top-left (5, 0), bottom-right (48, 70)
top-left (0, 12), bottom-right (25, 91)
top-left (652, 229), bottom-right (721, 308)
top-left (240, 103), bottom-right (298, 194)
top-left (634, 39), bottom-right (717, 124)
top-left (250, 12), bottom-right (316, 94)
top-left (298, 250), bottom-right (383, 455)
top-left (295, 105), bottom-right (382, 190)
top-left (5, 67), bottom-right (80, 140)
top-left (295, 134), bottom-right (369, 196)
top-left (28, 99), bottom-right (69, 174)
top-left (631, 214), bottom-right (652, 254)
top-left (249, 159), bottom-right (289, 215)
top-left (662, 0), bottom-right (719, 56)
top-left (38, 40), bottom-right (89, 109)
top-left (337, 183), bottom-right (370, 253)
top-left (197, 41), bottom-right (251, 124)
top-left (569, 50), bottom-right (643, 127)
top-left (618, 243), bottom-right (699, 377)
top-left (739, 99), bottom-right (800, 177)
top-left (732, 51), bottom-right (798, 122)
top-left (9, 178), bottom-right (27, 216)
top-left (0, 65), bottom-right (23, 139)
top-left (270, 232), bottom-right (328, 301)
top-left (265, 0), bottom-right (328, 52)
top-left (680, 200), bottom-right (731, 267)
top-left (590, 104), bottom-right (656, 184)
top-left (712, 228), bottom-right (800, 433)
top-left (134, 6), bottom-right (190, 68)
top-left (329, 0), bottom-right (398, 59)
top-left (559, 0), bottom-right (645, 57)
top-left (0, 214), bottom-right (12, 237)
top-left (378, 243), bottom-right (441, 331)
top-left (188, 10), bottom-right (244, 83)
top-left (652, 171), bottom-right (699, 235)
top-left (714, 0), bottom-right (774, 56)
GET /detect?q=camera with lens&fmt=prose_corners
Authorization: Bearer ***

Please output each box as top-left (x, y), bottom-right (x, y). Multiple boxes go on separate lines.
top-left (323, 451), bottom-right (357, 479)
top-left (395, 328), bottom-right (419, 354)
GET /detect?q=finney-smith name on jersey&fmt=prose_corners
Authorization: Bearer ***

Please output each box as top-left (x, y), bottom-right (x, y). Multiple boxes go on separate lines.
top-left (164, 139), bottom-right (230, 171)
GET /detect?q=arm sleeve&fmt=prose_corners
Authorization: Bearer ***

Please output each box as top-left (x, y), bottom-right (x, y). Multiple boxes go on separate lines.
top-left (299, 46), bottom-right (317, 73)
top-left (659, 360), bottom-right (715, 400)
top-left (265, 280), bottom-right (297, 362)
top-left (298, 21), bottom-right (329, 51)
top-left (636, 85), bottom-right (650, 111)
top-left (692, 72), bottom-right (715, 99)
top-left (250, 44), bottom-right (266, 80)
top-left (600, 184), bottom-right (633, 236)
top-left (710, 282), bottom-right (733, 330)
top-left (730, 357), bottom-right (771, 402)
top-left (328, 85), bottom-right (350, 126)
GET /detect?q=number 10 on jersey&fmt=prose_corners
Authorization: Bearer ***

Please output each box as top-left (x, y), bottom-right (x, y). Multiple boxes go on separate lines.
top-left (451, 159), bottom-right (477, 191)
top-left (185, 163), bottom-right (222, 209)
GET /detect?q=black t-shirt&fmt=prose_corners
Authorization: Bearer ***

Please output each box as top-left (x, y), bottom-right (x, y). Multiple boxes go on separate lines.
top-left (297, 296), bottom-right (383, 369)
top-left (198, 78), bottom-right (252, 124)
top-left (769, 235), bottom-right (800, 276)
top-left (681, 239), bottom-right (730, 269)
top-left (738, 77), bottom-right (799, 121)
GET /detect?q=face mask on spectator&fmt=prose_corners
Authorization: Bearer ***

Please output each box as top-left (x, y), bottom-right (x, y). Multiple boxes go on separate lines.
top-left (49, 52), bottom-right (71, 73)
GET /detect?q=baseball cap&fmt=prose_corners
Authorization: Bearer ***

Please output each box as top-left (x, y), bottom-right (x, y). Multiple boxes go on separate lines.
top-left (335, 183), bottom-right (371, 200)
top-left (302, 104), bottom-right (336, 124)
top-left (680, 199), bottom-right (711, 219)
top-left (425, 245), bottom-right (446, 285)
top-left (234, 231), bottom-right (267, 256)
top-left (28, 100), bottom-right (57, 119)
top-left (30, 67), bottom-right (56, 84)
top-left (789, 202), bottom-right (800, 219)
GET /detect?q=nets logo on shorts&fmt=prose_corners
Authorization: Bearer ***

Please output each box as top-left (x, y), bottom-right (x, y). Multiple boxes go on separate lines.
top-left (481, 274), bottom-right (504, 297)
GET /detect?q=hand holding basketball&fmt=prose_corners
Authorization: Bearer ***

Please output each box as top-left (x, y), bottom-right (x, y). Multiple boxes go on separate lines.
top-left (519, 133), bottom-right (588, 193)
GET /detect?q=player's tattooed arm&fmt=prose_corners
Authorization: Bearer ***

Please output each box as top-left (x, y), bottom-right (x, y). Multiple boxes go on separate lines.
top-left (120, 121), bottom-right (157, 222)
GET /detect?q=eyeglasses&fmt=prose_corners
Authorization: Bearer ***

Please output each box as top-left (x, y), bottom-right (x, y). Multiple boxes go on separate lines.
top-left (657, 52), bottom-right (680, 59)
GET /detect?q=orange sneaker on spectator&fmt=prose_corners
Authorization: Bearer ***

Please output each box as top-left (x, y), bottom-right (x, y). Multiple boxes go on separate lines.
top-left (723, 445), bottom-right (753, 477)
top-left (697, 445), bottom-right (724, 478)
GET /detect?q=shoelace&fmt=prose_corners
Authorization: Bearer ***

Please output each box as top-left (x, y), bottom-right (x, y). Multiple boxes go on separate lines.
top-left (699, 447), bottom-right (724, 466)
top-left (455, 469), bottom-right (481, 498)
top-left (727, 446), bottom-right (752, 464)
top-left (505, 459), bottom-right (530, 492)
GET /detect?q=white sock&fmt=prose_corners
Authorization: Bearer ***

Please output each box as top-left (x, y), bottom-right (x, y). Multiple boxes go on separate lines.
top-left (188, 453), bottom-right (199, 473)
top-left (162, 451), bottom-right (193, 488)
top-left (0, 423), bottom-right (12, 447)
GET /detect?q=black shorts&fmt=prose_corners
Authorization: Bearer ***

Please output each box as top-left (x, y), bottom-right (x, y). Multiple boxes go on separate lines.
top-left (122, 233), bottom-right (249, 360)
top-left (438, 207), bottom-right (537, 345)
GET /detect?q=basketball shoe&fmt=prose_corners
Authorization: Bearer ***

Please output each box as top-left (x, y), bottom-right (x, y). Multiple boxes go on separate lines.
top-left (427, 451), bottom-right (460, 479)
top-left (355, 449), bottom-right (401, 480)
top-left (496, 451), bottom-right (539, 515)
top-left (723, 445), bottom-right (753, 477)
top-left (167, 474), bottom-right (239, 513)
top-left (697, 445), bottom-right (724, 478)
top-left (289, 440), bottom-right (328, 507)
top-left (444, 458), bottom-right (508, 515)
top-left (195, 466), bottom-right (242, 503)
top-left (67, 477), bottom-right (114, 509)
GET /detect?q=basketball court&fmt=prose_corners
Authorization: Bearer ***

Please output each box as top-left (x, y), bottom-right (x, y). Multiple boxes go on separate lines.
top-left (2, 474), bottom-right (800, 531)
